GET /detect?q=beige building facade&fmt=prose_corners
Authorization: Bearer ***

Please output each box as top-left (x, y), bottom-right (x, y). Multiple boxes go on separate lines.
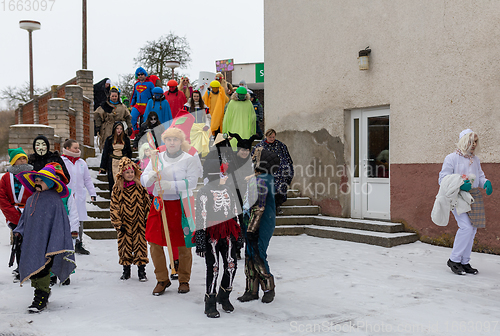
top-left (264, 0), bottom-right (500, 250)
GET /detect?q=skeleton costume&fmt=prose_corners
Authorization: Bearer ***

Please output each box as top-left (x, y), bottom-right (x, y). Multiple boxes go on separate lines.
top-left (195, 158), bottom-right (242, 317)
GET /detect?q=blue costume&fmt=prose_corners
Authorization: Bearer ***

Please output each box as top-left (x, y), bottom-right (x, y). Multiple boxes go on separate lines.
top-left (130, 67), bottom-right (155, 130)
top-left (144, 87), bottom-right (172, 125)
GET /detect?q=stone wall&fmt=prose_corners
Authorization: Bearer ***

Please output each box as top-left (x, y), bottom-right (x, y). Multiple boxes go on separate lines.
top-left (9, 124), bottom-right (54, 155)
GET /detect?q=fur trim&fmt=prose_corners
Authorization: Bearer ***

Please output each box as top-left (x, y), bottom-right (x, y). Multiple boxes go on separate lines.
top-left (231, 92), bottom-right (250, 101)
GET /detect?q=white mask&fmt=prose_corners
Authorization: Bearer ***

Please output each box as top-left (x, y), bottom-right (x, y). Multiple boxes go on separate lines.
top-left (35, 139), bottom-right (48, 156)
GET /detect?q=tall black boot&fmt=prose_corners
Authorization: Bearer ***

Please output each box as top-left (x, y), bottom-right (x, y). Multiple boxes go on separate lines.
top-left (138, 265), bottom-right (147, 282)
top-left (28, 289), bottom-right (50, 313)
top-left (204, 293), bottom-right (220, 318)
top-left (120, 265), bottom-right (131, 280)
top-left (237, 259), bottom-right (259, 302)
top-left (217, 287), bottom-right (234, 313)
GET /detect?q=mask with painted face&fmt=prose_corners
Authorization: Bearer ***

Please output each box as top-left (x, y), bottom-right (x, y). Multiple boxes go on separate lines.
top-left (35, 139), bottom-right (48, 156)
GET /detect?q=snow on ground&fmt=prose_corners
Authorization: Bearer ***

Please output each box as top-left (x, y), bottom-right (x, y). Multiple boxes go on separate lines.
top-left (1, 210), bottom-right (500, 336)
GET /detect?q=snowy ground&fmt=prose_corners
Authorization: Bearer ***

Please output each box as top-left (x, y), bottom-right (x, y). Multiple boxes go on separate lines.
top-left (1, 212), bottom-right (500, 335)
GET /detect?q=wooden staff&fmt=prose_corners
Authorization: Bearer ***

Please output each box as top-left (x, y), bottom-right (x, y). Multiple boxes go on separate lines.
top-left (146, 132), bottom-right (176, 276)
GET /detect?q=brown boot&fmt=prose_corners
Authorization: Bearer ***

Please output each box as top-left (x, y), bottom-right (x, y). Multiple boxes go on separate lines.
top-left (178, 282), bottom-right (190, 294)
top-left (152, 280), bottom-right (171, 296)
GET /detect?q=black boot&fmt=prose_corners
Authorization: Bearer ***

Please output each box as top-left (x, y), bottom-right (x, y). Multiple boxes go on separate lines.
top-left (62, 277), bottom-right (71, 286)
top-left (50, 275), bottom-right (57, 287)
top-left (262, 289), bottom-right (275, 303)
top-left (28, 289), bottom-right (50, 313)
top-left (204, 293), bottom-right (220, 318)
top-left (447, 259), bottom-right (466, 275)
top-left (75, 241), bottom-right (90, 255)
top-left (217, 287), bottom-right (234, 313)
top-left (120, 265), bottom-right (131, 280)
top-left (462, 263), bottom-right (478, 275)
top-left (138, 265), bottom-right (147, 282)
top-left (170, 259), bottom-right (179, 280)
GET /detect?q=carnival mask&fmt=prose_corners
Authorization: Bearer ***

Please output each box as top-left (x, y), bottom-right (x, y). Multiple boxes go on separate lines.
top-left (35, 139), bottom-right (48, 156)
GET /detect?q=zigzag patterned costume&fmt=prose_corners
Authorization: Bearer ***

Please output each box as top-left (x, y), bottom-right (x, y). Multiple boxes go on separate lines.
top-left (110, 158), bottom-right (151, 267)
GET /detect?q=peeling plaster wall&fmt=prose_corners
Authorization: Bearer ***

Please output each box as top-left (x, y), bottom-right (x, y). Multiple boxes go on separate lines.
top-left (279, 129), bottom-right (349, 216)
top-left (264, 0), bottom-right (500, 164)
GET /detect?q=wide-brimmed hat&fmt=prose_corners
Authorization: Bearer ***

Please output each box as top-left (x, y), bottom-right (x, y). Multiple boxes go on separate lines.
top-left (16, 164), bottom-right (69, 198)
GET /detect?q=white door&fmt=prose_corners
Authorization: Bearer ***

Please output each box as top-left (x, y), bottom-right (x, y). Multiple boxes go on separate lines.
top-left (351, 107), bottom-right (390, 220)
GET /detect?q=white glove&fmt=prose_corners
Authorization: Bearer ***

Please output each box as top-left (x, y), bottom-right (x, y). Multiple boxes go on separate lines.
top-left (154, 180), bottom-right (171, 193)
top-left (145, 171), bottom-right (158, 187)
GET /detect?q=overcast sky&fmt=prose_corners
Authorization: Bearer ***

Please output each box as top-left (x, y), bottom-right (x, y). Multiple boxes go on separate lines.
top-left (0, 0), bottom-right (263, 106)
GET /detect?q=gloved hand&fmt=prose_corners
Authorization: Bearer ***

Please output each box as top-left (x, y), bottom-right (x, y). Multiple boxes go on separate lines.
top-left (154, 180), bottom-right (171, 193)
top-left (460, 180), bottom-right (472, 192)
top-left (145, 171), bottom-right (158, 186)
top-left (71, 231), bottom-right (79, 239)
top-left (484, 180), bottom-right (493, 196)
top-left (196, 251), bottom-right (205, 258)
top-left (8, 223), bottom-right (17, 231)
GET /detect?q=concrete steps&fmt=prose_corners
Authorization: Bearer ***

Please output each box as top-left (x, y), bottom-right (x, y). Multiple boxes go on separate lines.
top-left (84, 161), bottom-right (417, 248)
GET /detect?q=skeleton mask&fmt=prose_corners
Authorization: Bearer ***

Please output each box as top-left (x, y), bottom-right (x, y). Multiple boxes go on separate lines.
top-left (35, 139), bottom-right (48, 156)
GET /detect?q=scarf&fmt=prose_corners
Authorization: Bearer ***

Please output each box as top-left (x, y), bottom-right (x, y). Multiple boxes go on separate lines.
top-left (7, 163), bottom-right (33, 176)
top-left (124, 181), bottom-right (136, 188)
top-left (166, 149), bottom-right (184, 158)
top-left (456, 149), bottom-right (474, 166)
top-left (62, 148), bottom-right (81, 164)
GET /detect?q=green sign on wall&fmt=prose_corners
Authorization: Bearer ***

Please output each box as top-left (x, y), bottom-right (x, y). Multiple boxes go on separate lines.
top-left (255, 63), bottom-right (264, 83)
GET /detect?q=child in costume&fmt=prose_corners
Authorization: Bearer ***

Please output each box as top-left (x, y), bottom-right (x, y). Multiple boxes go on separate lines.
top-left (61, 139), bottom-right (97, 255)
top-left (110, 157), bottom-right (151, 281)
top-left (0, 148), bottom-right (33, 282)
top-left (238, 147), bottom-right (280, 304)
top-left (439, 129), bottom-right (493, 275)
top-left (195, 158), bottom-right (242, 318)
top-left (14, 164), bottom-right (76, 313)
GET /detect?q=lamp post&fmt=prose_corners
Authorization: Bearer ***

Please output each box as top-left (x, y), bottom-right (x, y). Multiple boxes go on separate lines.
top-left (19, 20), bottom-right (41, 99)
top-left (166, 60), bottom-right (180, 80)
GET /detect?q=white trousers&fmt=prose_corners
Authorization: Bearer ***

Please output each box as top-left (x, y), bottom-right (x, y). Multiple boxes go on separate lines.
top-left (450, 210), bottom-right (477, 264)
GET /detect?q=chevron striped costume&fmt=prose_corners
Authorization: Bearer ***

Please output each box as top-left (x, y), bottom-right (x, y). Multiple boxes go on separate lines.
top-left (110, 159), bottom-right (151, 266)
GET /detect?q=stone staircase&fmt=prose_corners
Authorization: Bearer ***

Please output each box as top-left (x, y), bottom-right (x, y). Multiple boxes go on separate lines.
top-left (84, 154), bottom-right (418, 248)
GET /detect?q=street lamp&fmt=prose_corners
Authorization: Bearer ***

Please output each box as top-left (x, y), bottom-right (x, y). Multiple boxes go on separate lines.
top-left (166, 60), bottom-right (180, 80)
top-left (19, 20), bottom-right (41, 99)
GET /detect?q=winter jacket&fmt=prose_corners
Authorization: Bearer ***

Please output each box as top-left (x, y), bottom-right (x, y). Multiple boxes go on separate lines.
top-left (94, 101), bottom-right (132, 150)
top-left (61, 156), bottom-right (97, 222)
top-left (0, 171), bottom-right (32, 227)
top-left (432, 174), bottom-right (474, 226)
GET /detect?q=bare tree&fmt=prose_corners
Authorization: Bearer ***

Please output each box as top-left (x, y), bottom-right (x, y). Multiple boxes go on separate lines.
top-left (0, 82), bottom-right (50, 109)
top-left (115, 73), bottom-right (136, 101)
top-left (134, 32), bottom-right (191, 85)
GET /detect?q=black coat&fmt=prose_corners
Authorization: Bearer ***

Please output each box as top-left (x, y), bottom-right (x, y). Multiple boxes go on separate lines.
top-left (28, 135), bottom-right (71, 183)
top-left (100, 133), bottom-right (132, 191)
top-left (94, 78), bottom-right (110, 111)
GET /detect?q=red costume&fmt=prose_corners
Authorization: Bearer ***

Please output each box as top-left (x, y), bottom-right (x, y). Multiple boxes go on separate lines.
top-left (0, 173), bottom-right (32, 227)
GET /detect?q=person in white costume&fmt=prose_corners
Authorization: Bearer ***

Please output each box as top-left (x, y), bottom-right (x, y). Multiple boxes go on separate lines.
top-left (61, 139), bottom-right (97, 255)
top-left (438, 129), bottom-right (493, 275)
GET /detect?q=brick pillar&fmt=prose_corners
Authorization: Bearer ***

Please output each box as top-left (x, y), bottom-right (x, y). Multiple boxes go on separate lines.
top-left (77, 69), bottom-right (94, 146)
top-left (51, 85), bottom-right (58, 98)
top-left (47, 98), bottom-right (70, 143)
top-left (9, 124), bottom-right (54, 155)
top-left (17, 103), bottom-right (23, 124)
top-left (65, 85), bottom-right (84, 145)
